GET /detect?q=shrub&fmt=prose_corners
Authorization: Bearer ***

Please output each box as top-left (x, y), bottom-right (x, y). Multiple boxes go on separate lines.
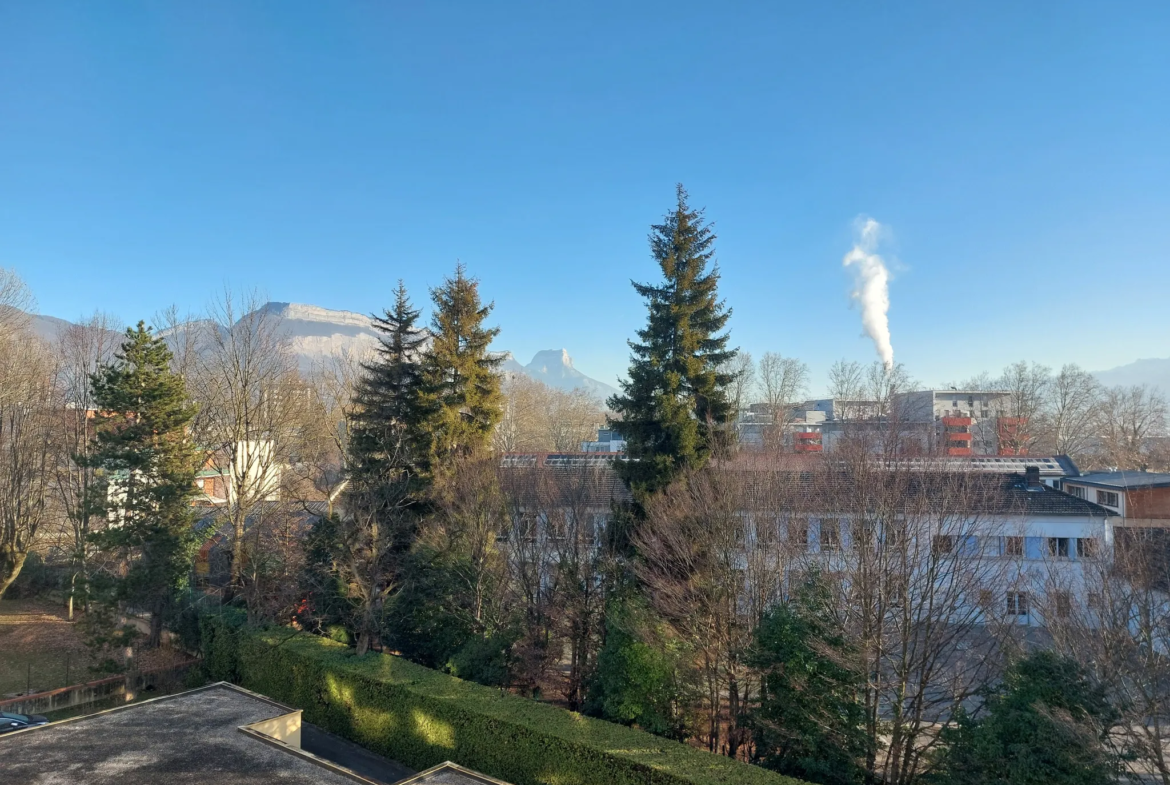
top-left (200, 606), bottom-right (248, 683)
top-left (211, 624), bottom-right (804, 785)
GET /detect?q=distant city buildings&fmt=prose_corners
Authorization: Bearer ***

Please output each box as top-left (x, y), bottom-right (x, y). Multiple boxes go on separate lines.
top-left (579, 428), bottom-right (626, 453)
top-left (730, 388), bottom-right (1029, 458)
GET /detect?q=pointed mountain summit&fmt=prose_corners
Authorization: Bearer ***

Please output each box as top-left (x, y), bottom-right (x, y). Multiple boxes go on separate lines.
top-left (523, 349), bottom-right (618, 401)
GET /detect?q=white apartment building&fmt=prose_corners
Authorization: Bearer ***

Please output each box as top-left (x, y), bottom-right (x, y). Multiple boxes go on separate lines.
top-left (499, 455), bottom-right (1114, 629)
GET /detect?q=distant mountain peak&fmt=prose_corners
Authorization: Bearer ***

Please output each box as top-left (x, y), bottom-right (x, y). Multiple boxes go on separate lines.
top-left (523, 349), bottom-right (616, 401)
top-left (528, 348), bottom-right (575, 372)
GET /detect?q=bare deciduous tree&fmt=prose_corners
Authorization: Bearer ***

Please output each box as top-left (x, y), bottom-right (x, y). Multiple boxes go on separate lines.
top-left (638, 468), bottom-right (757, 757)
top-left (292, 350), bottom-right (364, 516)
top-left (1041, 363), bottom-right (1101, 461)
top-left (191, 289), bottom-right (300, 598)
top-left (1045, 527), bottom-right (1170, 784)
top-left (829, 359), bottom-right (866, 422)
top-left (784, 454), bottom-right (1014, 784)
top-left (720, 350), bottom-right (756, 421)
top-left (0, 267), bottom-right (34, 338)
top-left (0, 323), bottom-right (61, 598)
top-left (757, 352), bottom-right (808, 450)
top-left (997, 361), bottom-right (1052, 455)
top-left (494, 374), bottom-right (605, 453)
top-left (500, 462), bottom-right (614, 707)
top-left (53, 311), bottom-right (120, 618)
top-left (1096, 384), bottom-right (1168, 470)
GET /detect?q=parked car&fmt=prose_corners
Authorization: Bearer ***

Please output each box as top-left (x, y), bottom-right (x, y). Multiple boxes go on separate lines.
top-left (0, 711), bottom-right (48, 734)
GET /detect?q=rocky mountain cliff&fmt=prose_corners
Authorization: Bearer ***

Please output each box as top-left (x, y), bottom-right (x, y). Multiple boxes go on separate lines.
top-left (29, 303), bottom-right (617, 401)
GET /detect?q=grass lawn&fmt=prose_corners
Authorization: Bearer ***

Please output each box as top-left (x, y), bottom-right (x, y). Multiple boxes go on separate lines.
top-left (0, 598), bottom-right (99, 698)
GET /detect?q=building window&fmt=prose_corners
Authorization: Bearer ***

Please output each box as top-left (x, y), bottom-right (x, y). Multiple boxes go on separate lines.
top-left (789, 520), bottom-right (809, 551)
top-left (853, 520), bottom-right (876, 552)
top-left (1077, 538), bottom-right (1099, 559)
top-left (1053, 591), bottom-right (1072, 618)
top-left (1007, 591), bottom-right (1029, 617)
top-left (978, 589), bottom-right (994, 610)
top-left (932, 535), bottom-right (956, 555)
top-left (1004, 536), bottom-right (1024, 557)
top-left (820, 519), bottom-right (841, 552)
top-left (1096, 490), bottom-right (1120, 508)
top-left (1067, 485), bottom-right (1086, 499)
top-left (884, 523), bottom-right (906, 550)
top-left (1047, 537), bottom-right (1070, 559)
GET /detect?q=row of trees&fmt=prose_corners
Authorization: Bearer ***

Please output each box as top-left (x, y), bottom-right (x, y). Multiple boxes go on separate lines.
top-left (2, 185), bottom-right (1167, 785)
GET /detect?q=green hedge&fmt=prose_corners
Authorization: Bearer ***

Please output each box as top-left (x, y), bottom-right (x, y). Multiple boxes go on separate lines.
top-left (202, 618), bottom-right (803, 785)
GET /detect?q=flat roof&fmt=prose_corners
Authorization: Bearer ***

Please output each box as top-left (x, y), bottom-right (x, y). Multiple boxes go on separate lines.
top-left (0, 683), bottom-right (384, 784)
top-left (1066, 471), bottom-right (1170, 490)
top-left (397, 761), bottom-right (515, 785)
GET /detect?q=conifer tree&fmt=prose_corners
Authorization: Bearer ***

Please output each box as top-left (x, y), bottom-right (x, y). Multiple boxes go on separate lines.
top-left (348, 280), bottom-right (430, 493)
top-left (421, 264), bottom-right (503, 467)
top-left (339, 281), bottom-right (429, 653)
top-left (86, 322), bottom-right (200, 648)
top-left (749, 573), bottom-right (868, 785)
top-left (608, 185), bottom-right (736, 500)
top-left (929, 651), bottom-right (1121, 785)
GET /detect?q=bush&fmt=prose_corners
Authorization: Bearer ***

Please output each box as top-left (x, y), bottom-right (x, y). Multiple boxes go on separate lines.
top-left (928, 651), bottom-right (1121, 785)
top-left (6, 552), bottom-right (61, 598)
top-left (200, 607), bottom-right (248, 683)
top-left (210, 624), bottom-right (804, 785)
top-left (586, 598), bottom-right (693, 740)
top-left (445, 631), bottom-right (514, 687)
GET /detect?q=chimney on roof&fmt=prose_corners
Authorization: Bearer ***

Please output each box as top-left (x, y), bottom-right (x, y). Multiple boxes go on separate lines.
top-left (1024, 465), bottom-right (1041, 489)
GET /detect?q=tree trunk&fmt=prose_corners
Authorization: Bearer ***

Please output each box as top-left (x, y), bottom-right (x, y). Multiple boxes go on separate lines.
top-left (0, 545), bottom-right (28, 600)
top-left (224, 510), bottom-right (246, 602)
top-left (148, 596), bottom-right (164, 649)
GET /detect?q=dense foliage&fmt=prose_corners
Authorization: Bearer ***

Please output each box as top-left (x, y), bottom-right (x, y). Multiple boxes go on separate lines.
top-left (748, 574), bottom-right (869, 785)
top-left (586, 597), bottom-right (693, 739)
top-left (200, 616), bottom-right (803, 785)
top-left (929, 651), bottom-right (1122, 785)
top-left (85, 323), bottom-right (201, 648)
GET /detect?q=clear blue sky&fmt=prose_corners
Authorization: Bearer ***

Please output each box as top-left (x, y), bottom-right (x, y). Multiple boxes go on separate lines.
top-left (3, 1), bottom-right (1168, 392)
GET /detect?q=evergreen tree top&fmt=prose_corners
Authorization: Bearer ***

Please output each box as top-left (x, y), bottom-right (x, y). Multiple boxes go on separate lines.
top-left (92, 322), bottom-right (199, 441)
top-left (608, 186), bottom-right (738, 500)
top-left (428, 263), bottom-right (502, 363)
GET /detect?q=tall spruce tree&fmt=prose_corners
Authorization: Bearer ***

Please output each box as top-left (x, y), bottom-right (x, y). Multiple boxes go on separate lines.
top-left (339, 282), bottom-right (430, 654)
top-left (349, 280), bottom-right (430, 493)
top-left (608, 185), bottom-right (736, 500)
top-left (86, 323), bottom-right (200, 648)
top-left (421, 264), bottom-right (503, 467)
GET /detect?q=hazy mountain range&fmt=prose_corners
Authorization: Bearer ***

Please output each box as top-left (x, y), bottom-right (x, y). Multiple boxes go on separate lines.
top-left (27, 302), bottom-right (1169, 399)
top-left (28, 302), bottom-right (620, 402)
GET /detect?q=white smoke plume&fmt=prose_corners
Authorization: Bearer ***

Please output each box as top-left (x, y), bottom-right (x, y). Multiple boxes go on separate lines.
top-left (843, 217), bottom-right (894, 369)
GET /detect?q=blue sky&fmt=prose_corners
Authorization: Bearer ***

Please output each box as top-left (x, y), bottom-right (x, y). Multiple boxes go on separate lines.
top-left (2, 2), bottom-right (1168, 393)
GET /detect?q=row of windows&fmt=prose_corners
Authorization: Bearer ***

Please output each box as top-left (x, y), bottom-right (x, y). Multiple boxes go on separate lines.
top-left (983, 590), bottom-right (1082, 619)
top-left (1066, 485), bottom-right (1120, 508)
top-left (796, 524), bottom-right (1099, 560)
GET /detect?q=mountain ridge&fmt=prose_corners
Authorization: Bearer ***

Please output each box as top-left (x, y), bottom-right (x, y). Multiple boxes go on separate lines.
top-left (28, 303), bottom-right (618, 401)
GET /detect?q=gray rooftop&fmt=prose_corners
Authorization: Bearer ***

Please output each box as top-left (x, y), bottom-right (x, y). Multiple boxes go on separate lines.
top-left (0, 683), bottom-right (395, 784)
top-left (1068, 471), bottom-right (1170, 490)
top-left (398, 762), bottom-right (515, 785)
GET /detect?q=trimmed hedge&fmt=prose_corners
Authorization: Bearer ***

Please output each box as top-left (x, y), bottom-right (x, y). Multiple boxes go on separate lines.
top-left (203, 618), bottom-right (804, 785)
